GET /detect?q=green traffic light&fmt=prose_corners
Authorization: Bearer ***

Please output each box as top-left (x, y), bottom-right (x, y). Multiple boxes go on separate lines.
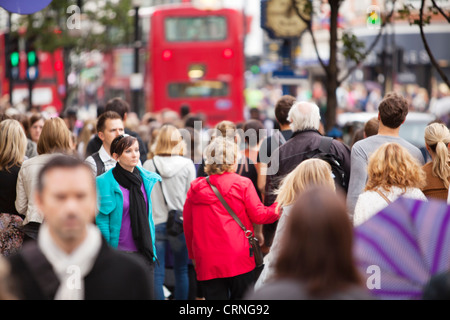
top-left (250, 65), bottom-right (260, 74)
top-left (27, 51), bottom-right (37, 66)
top-left (10, 52), bottom-right (19, 67)
top-left (367, 12), bottom-right (380, 25)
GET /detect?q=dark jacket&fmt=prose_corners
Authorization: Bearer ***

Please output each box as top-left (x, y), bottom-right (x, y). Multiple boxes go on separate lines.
top-left (264, 129), bottom-right (351, 206)
top-left (0, 165), bottom-right (21, 216)
top-left (8, 238), bottom-right (153, 300)
top-left (85, 128), bottom-right (148, 163)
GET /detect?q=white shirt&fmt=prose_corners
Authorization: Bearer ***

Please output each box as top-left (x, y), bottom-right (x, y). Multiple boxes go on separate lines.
top-left (85, 145), bottom-right (116, 176)
top-left (354, 186), bottom-right (427, 227)
top-left (255, 205), bottom-right (293, 290)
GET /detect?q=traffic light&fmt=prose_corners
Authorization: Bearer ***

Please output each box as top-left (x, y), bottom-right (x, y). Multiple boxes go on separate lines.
top-left (25, 35), bottom-right (39, 81)
top-left (246, 56), bottom-right (261, 75)
top-left (7, 34), bottom-right (20, 80)
top-left (366, 5), bottom-right (381, 30)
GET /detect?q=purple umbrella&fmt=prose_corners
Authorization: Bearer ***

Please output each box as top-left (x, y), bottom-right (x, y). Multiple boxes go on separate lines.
top-left (354, 197), bottom-right (450, 300)
top-left (0, 0), bottom-right (52, 15)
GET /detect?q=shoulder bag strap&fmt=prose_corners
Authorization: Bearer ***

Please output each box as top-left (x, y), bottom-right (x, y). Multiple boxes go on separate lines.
top-left (276, 130), bottom-right (286, 145)
top-left (376, 189), bottom-right (391, 204)
top-left (206, 176), bottom-right (252, 237)
top-left (152, 159), bottom-right (169, 207)
top-left (318, 136), bottom-right (334, 153)
top-left (92, 151), bottom-right (105, 176)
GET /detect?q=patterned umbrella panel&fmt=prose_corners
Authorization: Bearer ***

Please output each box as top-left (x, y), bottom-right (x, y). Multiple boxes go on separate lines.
top-left (354, 197), bottom-right (450, 300)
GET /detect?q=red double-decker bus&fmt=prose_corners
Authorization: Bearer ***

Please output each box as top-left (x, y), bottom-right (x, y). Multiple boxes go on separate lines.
top-left (144, 4), bottom-right (245, 126)
top-left (0, 33), bottom-right (65, 113)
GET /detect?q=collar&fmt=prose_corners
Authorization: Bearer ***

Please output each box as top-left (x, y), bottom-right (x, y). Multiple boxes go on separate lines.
top-left (98, 145), bottom-right (115, 163)
top-left (291, 129), bottom-right (322, 138)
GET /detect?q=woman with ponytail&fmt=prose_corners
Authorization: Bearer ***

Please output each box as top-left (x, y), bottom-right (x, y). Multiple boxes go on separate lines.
top-left (422, 122), bottom-right (450, 200)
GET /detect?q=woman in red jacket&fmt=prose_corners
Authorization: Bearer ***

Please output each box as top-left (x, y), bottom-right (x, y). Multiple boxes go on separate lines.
top-left (183, 136), bottom-right (280, 300)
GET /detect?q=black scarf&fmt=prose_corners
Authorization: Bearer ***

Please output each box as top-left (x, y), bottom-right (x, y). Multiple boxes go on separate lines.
top-left (112, 163), bottom-right (154, 264)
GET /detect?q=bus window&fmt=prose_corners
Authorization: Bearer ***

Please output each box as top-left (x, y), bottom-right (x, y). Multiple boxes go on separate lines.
top-left (165, 16), bottom-right (227, 41)
top-left (168, 81), bottom-right (229, 98)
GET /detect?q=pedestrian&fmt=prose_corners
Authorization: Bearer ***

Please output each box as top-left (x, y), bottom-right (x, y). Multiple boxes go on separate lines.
top-left (143, 124), bottom-right (196, 300)
top-left (347, 92), bottom-right (425, 218)
top-left (364, 117), bottom-right (379, 137)
top-left (421, 123), bottom-right (450, 200)
top-left (353, 143), bottom-right (427, 226)
top-left (255, 158), bottom-right (335, 289)
top-left (96, 135), bottom-right (161, 299)
top-left (350, 117), bottom-right (379, 148)
top-left (0, 120), bottom-right (28, 256)
top-left (85, 98), bottom-right (148, 163)
top-left (183, 136), bottom-right (280, 300)
top-left (196, 120), bottom-right (256, 180)
top-left (15, 117), bottom-right (73, 241)
top-left (10, 113), bottom-right (37, 159)
top-left (257, 95), bottom-right (296, 167)
top-left (85, 111), bottom-right (125, 176)
top-left (245, 186), bottom-right (374, 300)
top-left (28, 113), bottom-right (45, 145)
top-left (8, 155), bottom-right (153, 299)
top-left (263, 101), bottom-right (351, 247)
top-left (76, 119), bottom-right (96, 159)
top-left (242, 119), bottom-right (266, 200)
top-left (196, 120), bottom-right (238, 177)
top-left (181, 126), bottom-right (202, 172)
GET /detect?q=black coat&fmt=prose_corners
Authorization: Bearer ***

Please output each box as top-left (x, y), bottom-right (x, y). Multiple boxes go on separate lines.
top-left (264, 129), bottom-right (351, 206)
top-left (8, 238), bottom-right (153, 300)
top-left (262, 130), bottom-right (351, 247)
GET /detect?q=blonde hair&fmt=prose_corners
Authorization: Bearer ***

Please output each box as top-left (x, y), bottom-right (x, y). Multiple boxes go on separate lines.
top-left (77, 119), bottom-right (97, 157)
top-left (424, 123), bottom-right (450, 189)
top-left (274, 158), bottom-right (335, 211)
top-left (213, 120), bottom-right (236, 139)
top-left (153, 124), bottom-right (186, 156)
top-left (204, 136), bottom-right (237, 175)
top-left (37, 117), bottom-right (72, 155)
top-left (0, 119), bottom-right (28, 171)
top-left (365, 142), bottom-right (426, 192)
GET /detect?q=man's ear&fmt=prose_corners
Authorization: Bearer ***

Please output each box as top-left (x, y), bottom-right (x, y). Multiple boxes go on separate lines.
top-left (98, 131), bottom-right (105, 142)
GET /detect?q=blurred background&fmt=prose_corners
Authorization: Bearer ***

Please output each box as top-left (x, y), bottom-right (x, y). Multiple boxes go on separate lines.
top-left (0, 0), bottom-right (449, 134)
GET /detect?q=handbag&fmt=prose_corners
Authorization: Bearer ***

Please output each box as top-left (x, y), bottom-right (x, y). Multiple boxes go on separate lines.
top-left (153, 160), bottom-right (184, 237)
top-left (206, 177), bottom-right (264, 268)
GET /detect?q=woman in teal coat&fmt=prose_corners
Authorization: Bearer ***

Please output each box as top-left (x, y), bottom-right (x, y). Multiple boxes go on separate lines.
top-left (96, 135), bottom-right (161, 298)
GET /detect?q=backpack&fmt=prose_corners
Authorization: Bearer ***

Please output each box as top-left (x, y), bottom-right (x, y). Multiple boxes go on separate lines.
top-left (92, 151), bottom-right (105, 177)
top-left (305, 136), bottom-right (348, 193)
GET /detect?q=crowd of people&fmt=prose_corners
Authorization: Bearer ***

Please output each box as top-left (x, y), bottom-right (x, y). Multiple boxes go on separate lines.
top-left (0, 91), bottom-right (450, 301)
